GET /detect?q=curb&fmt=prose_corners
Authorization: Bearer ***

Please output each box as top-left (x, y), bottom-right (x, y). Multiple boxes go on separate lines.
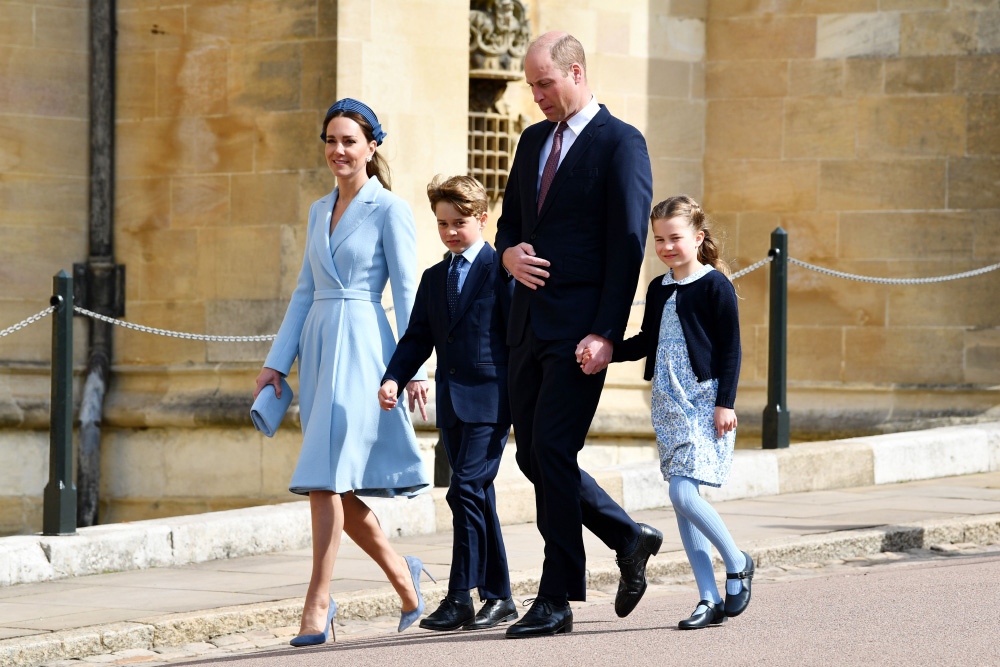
top-left (2, 512), bottom-right (998, 667)
top-left (3, 422), bottom-right (999, 589)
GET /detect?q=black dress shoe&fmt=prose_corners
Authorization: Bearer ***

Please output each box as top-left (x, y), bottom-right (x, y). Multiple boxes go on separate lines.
top-left (614, 523), bottom-right (663, 618)
top-left (418, 596), bottom-right (475, 631)
top-left (464, 596), bottom-right (518, 630)
top-left (678, 599), bottom-right (727, 630)
top-left (505, 597), bottom-right (572, 638)
top-left (725, 550), bottom-right (755, 617)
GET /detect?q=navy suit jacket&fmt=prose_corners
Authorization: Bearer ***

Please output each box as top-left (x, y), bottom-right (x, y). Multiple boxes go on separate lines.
top-left (494, 105), bottom-right (653, 346)
top-left (383, 242), bottom-right (514, 429)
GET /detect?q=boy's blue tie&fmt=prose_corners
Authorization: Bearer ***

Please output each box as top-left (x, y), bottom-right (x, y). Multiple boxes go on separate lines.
top-left (447, 254), bottom-right (465, 319)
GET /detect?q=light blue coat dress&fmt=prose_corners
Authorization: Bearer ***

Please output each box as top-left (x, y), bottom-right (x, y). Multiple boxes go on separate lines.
top-left (264, 176), bottom-right (431, 497)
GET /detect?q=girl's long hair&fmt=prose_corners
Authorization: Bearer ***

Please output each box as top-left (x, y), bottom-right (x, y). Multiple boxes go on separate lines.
top-left (650, 195), bottom-right (731, 279)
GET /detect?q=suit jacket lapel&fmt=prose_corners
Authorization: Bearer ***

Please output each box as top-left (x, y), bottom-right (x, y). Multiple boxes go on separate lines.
top-left (535, 106), bottom-right (609, 225)
top-left (449, 244), bottom-right (494, 330)
top-left (329, 176), bottom-right (381, 261)
top-left (310, 191), bottom-right (339, 283)
top-left (430, 261), bottom-right (449, 333)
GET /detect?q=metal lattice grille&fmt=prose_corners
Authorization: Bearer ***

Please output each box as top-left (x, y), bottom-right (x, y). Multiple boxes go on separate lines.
top-left (468, 112), bottom-right (515, 200)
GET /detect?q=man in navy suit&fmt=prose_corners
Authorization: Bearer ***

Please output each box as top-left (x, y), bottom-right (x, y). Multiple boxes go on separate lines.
top-left (495, 32), bottom-right (662, 638)
top-left (380, 175), bottom-right (517, 632)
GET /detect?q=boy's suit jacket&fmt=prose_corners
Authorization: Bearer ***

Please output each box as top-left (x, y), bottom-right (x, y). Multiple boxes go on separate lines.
top-left (383, 242), bottom-right (514, 428)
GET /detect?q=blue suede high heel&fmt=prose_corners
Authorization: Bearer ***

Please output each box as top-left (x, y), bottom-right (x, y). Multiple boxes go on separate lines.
top-left (398, 555), bottom-right (436, 632)
top-left (290, 596), bottom-right (337, 646)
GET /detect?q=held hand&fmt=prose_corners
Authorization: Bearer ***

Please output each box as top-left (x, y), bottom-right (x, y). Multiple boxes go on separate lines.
top-left (254, 367), bottom-right (282, 400)
top-left (576, 334), bottom-right (612, 374)
top-left (502, 243), bottom-right (551, 290)
top-left (405, 380), bottom-right (429, 422)
top-left (714, 407), bottom-right (737, 438)
top-left (378, 380), bottom-right (399, 411)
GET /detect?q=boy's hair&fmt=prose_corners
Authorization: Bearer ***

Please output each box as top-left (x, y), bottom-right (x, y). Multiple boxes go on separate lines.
top-left (427, 175), bottom-right (488, 218)
top-left (651, 195), bottom-right (731, 279)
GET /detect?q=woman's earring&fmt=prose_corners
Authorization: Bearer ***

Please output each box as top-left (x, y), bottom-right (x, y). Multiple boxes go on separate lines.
top-left (366, 154), bottom-right (373, 163)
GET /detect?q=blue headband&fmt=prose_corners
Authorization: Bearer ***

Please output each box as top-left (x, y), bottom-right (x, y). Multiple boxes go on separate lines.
top-left (321, 98), bottom-right (387, 146)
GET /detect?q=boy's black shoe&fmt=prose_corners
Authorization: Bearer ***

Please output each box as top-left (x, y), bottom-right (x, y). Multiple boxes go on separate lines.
top-left (419, 596), bottom-right (475, 631)
top-left (464, 596), bottom-right (518, 629)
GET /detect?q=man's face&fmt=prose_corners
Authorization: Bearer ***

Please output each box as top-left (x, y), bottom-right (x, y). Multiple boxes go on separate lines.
top-left (524, 48), bottom-right (583, 122)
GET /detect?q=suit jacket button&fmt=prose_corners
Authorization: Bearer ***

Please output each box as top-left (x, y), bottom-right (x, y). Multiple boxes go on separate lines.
top-left (449, 368), bottom-right (456, 375)
top-left (447, 336), bottom-right (455, 343)
top-left (530, 233), bottom-right (537, 240)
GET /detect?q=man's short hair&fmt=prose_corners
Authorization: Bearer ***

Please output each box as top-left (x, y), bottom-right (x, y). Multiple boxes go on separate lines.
top-left (531, 33), bottom-right (587, 77)
top-left (427, 175), bottom-right (488, 218)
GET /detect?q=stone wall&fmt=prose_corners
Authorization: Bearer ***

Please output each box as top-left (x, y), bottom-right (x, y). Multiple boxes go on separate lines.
top-left (0, 0), bottom-right (91, 535)
top-left (0, 0), bottom-right (90, 363)
top-left (0, 0), bottom-right (471, 534)
top-left (703, 1), bottom-right (1000, 431)
top-left (3, 0), bottom-right (999, 534)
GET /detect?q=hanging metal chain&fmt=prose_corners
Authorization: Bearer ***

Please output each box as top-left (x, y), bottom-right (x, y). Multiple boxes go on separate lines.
top-left (731, 255), bottom-right (773, 280)
top-left (788, 257), bottom-right (1000, 285)
top-left (73, 306), bottom-right (278, 342)
top-left (0, 306), bottom-right (56, 337)
top-left (73, 304), bottom-right (395, 341)
top-left (8, 252), bottom-right (994, 342)
top-left (631, 256), bottom-right (773, 307)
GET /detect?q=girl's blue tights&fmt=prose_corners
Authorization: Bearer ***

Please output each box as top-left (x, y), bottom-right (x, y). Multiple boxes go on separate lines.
top-left (669, 475), bottom-right (746, 605)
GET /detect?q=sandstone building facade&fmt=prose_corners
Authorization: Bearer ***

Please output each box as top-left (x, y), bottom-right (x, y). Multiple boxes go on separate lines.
top-left (1, 0), bottom-right (998, 534)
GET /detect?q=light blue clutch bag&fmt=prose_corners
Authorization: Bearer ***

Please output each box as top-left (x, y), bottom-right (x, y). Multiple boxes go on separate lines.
top-left (250, 378), bottom-right (293, 438)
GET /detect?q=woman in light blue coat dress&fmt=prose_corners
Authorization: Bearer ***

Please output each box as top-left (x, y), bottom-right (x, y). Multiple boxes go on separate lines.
top-left (254, 100), bottom-right (434, 644)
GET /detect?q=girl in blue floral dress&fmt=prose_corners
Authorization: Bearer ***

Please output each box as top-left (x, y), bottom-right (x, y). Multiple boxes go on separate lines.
top-left (611, 195), bottom-right (754, 630)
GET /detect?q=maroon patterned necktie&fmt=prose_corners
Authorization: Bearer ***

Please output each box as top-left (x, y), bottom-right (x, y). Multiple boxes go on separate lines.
top-left (537, 121), bottom-right (568, 213)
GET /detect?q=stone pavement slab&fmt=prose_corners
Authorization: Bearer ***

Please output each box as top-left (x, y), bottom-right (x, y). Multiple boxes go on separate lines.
top-left (16, 542), bottom-right (1000, 667)
top-left (4, 422), bottom-right (998, 589)
top-left (0, 471), bottom-right (999, 667)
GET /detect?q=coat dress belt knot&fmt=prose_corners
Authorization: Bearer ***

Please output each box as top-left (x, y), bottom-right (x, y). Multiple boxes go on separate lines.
top-left (313, 288), bottom-right (381, 302)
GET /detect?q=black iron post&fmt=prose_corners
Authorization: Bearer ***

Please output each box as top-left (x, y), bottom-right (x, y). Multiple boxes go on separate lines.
top-left (762, 228), bottom-right (790, 449)
top-left (43, 271), bottom-right (77, 535)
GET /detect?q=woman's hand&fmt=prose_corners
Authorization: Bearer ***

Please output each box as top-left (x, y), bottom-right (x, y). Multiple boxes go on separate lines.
top-left (378, 380), bottom-right (399, 410)
top-left (714, 406), bottom-right (737, 438)
top-left (254, 367), bottom-right (283, 399)
top-left (405, 380), bottom-right (429, 421)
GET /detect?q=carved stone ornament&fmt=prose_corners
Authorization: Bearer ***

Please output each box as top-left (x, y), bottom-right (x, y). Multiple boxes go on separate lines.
top-left (470, 0), bottom-right (531, 73)
top-left (468, 0), bottom-right (530, 199)
top-left (469, 0), bottom-right (531, 112)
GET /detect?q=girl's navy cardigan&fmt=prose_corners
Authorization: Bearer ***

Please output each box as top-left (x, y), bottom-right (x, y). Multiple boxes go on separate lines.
top-left (612, 269), bottom-right (741, 409)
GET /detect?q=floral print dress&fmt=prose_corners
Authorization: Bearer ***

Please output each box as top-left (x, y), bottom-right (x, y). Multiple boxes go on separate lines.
top-left (650, 265), bottom-right (735, 487)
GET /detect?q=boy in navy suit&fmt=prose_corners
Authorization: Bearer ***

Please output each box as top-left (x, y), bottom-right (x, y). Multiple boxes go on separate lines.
top-left (378, 175), bottom-right (516, 631)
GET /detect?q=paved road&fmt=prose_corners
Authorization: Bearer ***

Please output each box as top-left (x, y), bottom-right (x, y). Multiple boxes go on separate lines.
top-left (148, 546), bottom-right (1000, 667)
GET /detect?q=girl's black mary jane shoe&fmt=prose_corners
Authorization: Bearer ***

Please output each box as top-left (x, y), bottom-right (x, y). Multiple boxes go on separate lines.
top-left (725, 550), bottom-right (755, 617)
top-left (678, 599), bottom-right (727, 630)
